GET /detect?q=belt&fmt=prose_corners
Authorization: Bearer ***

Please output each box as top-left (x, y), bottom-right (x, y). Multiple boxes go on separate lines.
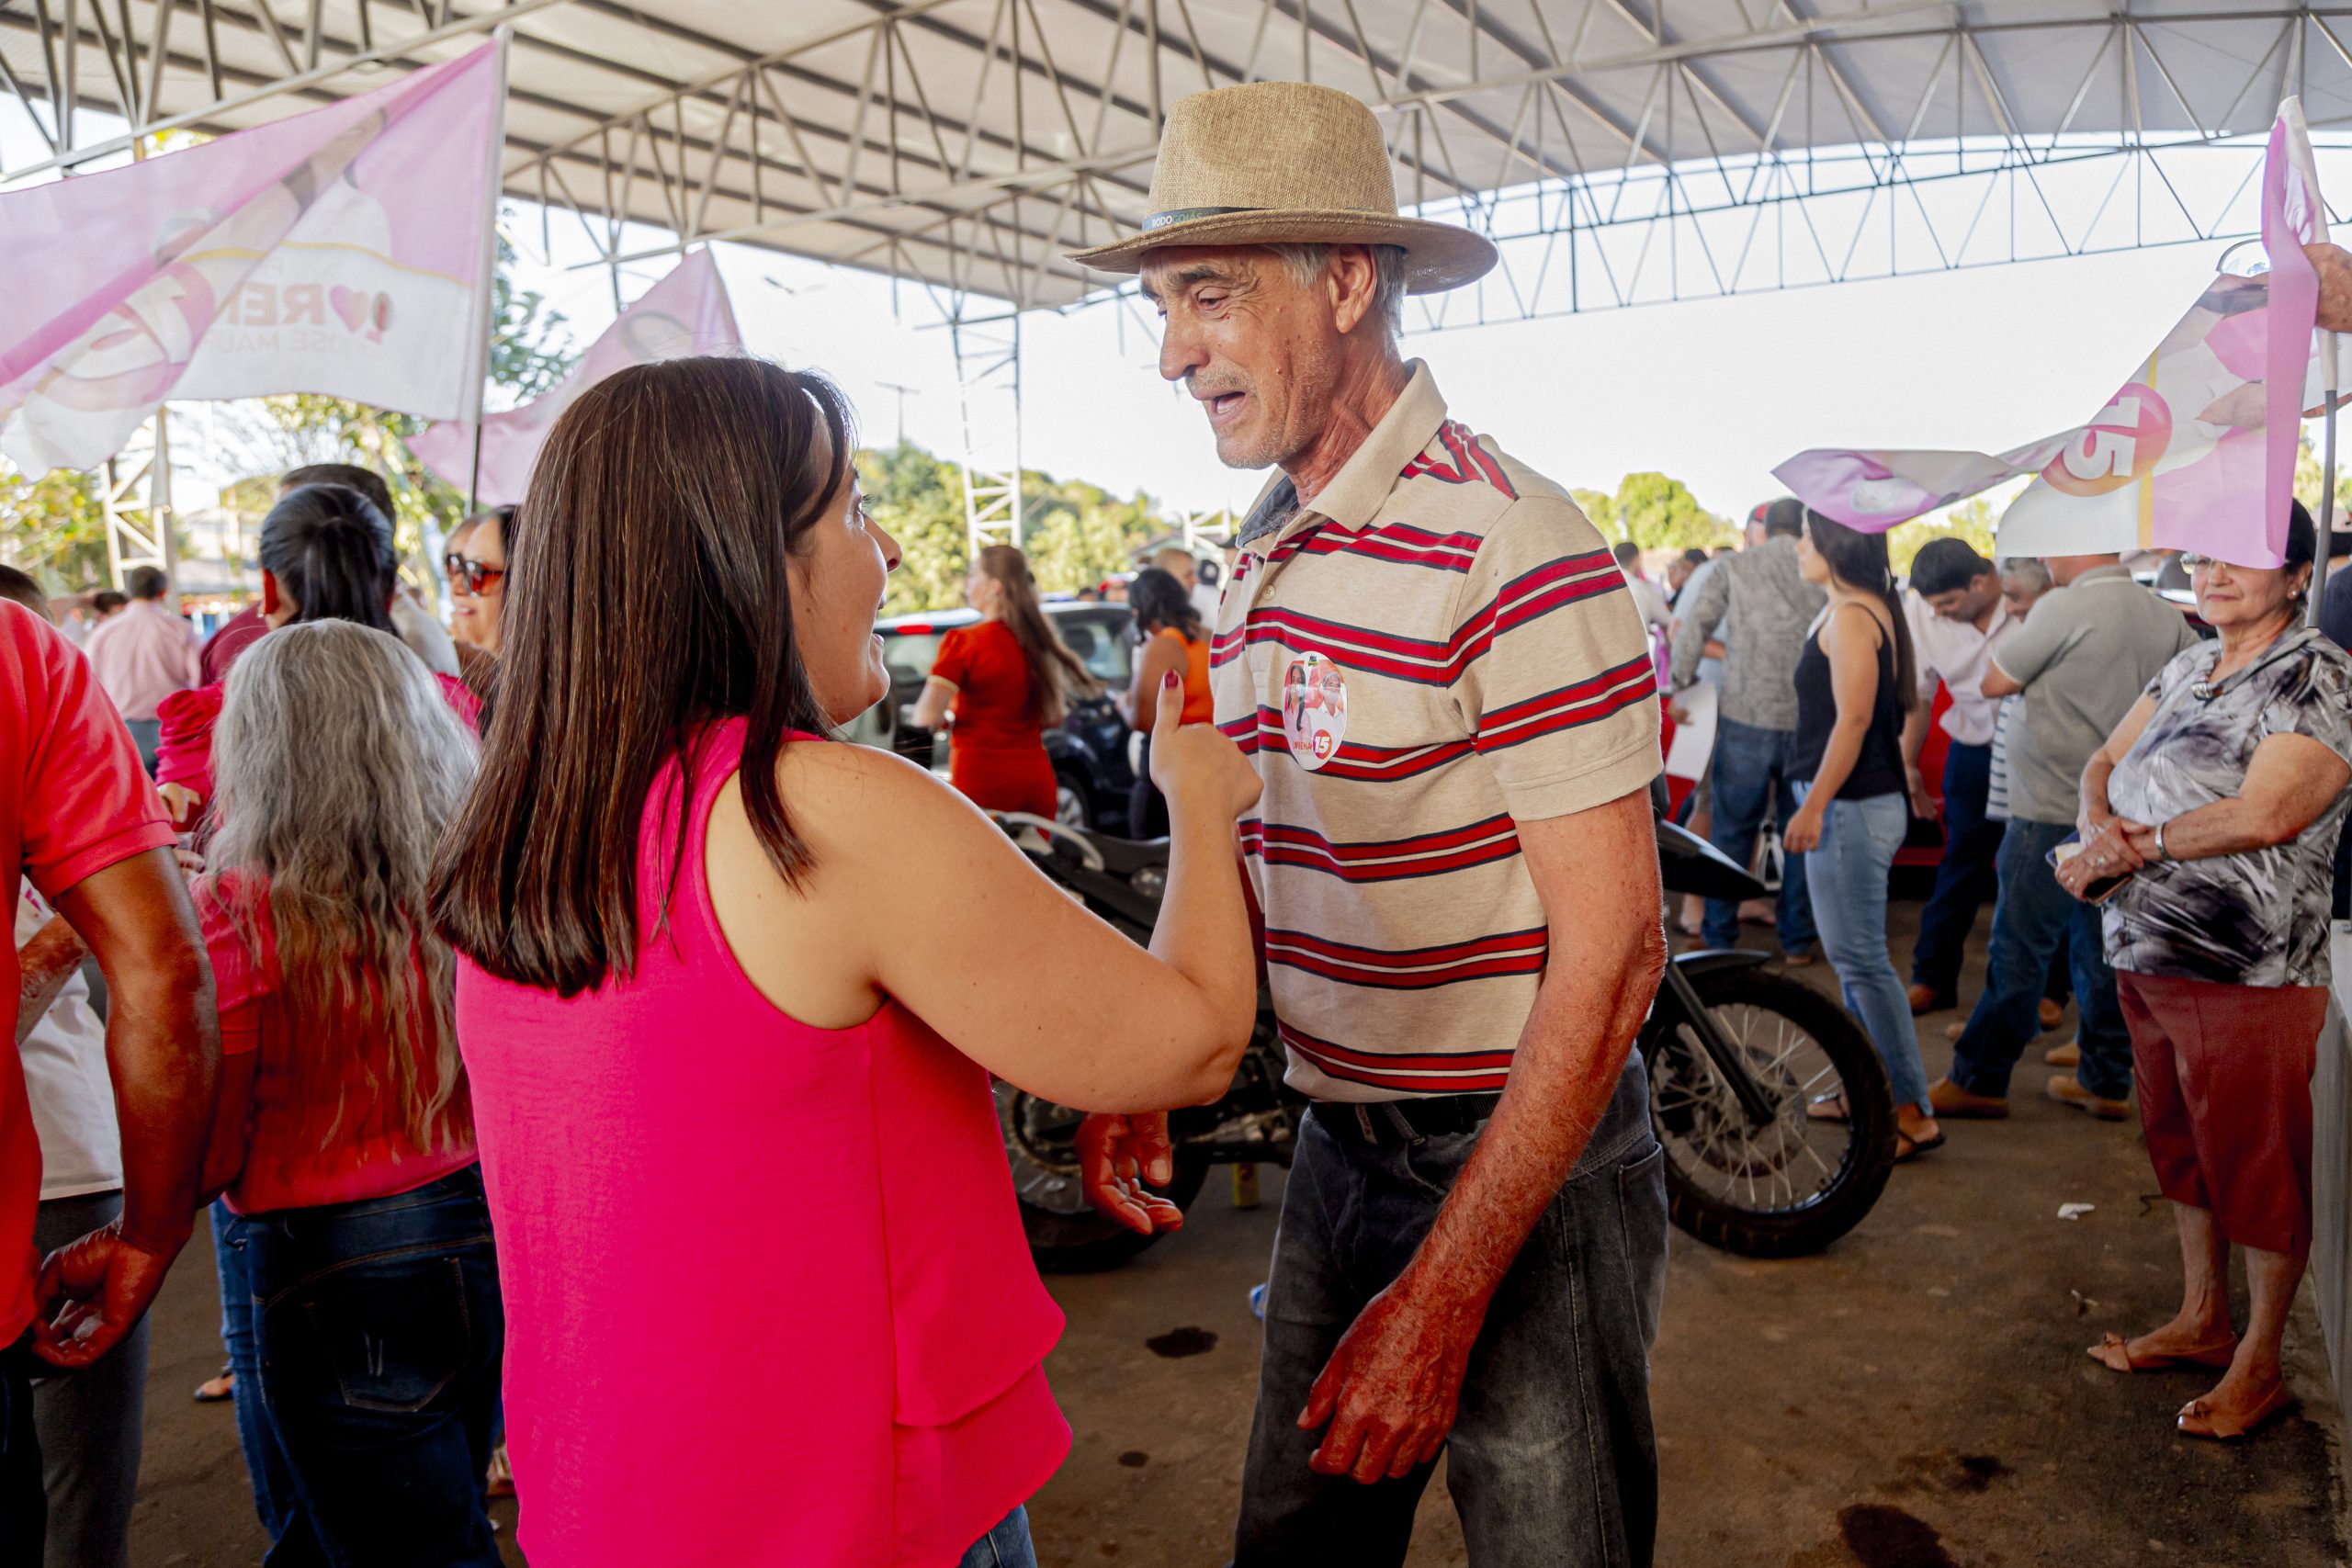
top-left (1318, 1091), bottom-right (1503, 1145)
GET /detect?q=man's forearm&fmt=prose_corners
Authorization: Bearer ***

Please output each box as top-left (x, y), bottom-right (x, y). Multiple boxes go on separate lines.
top-left (1398, 916), bottom-right (1668, 1314)
top-left (1901, 705), bottom-right (1929, 773)
top-left (16, 915), bottom-right (87, 1048)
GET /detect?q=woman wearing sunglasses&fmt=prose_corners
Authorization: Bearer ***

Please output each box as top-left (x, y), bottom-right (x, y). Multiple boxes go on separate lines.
top-left (447, 506), bottom-right (514, 660)
top-left (2068, 501), bottom-right (2352, 1439)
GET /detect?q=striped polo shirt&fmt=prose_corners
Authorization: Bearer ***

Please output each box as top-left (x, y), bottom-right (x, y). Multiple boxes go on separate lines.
top-left (1213, 362), bottom-right (1662, 1102)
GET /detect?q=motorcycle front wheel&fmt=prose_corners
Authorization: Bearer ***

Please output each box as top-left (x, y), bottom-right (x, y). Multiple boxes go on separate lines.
top-left (1642, 967), bottom-right (1897, 1258)
top-left (995, 1082), bottom-right (1212, 1271)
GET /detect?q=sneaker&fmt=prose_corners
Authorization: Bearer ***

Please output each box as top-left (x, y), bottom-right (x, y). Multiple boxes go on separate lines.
top-left (2039, 998), bottom-right (2065, 1031)
top-left (1928, 1076), bottom-right (2011, 1119)
top-left (2044, 1040), bottom-right (2080, 1068)
top-left (2046, 1074), bottom-right (2129, 1121)
top-left (1906, 984), bottom-right (1955, 1016)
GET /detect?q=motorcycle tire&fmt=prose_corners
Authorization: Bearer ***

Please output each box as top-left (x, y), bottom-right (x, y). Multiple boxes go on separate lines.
top-left (1643, 967), bottom-right (1896, 1258)
top-left (1021, 1154), bottom-right (1212, 1272)
top-left (996, 1082), bottom-right (1213, 1271)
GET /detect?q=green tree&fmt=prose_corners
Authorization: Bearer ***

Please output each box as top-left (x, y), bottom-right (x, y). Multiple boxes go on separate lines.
top-left (1886, 493), bottom-right (2001, 576)
top-left (2295, 433), bottom-right (2352, 524)
top-left (860, 442), bottom-right (971, 616)
top-left (1577, 473), bottom-right (1734, 552)
top-left (0, 468), bottom-right (107, 592)
top-left (1023, 472), bottom-right (1162, 597)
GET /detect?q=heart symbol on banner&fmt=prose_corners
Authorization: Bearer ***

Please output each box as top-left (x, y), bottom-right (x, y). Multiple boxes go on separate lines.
top-left (329, 286), bottom-right (369, 332)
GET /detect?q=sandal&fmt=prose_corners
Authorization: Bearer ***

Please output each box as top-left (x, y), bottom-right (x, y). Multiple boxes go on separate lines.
top-left (2088, 1331), bottom-right (2236, 1374)
top-left (1894, 1129), bottom-right (1944, 1162)
top-left (2177, 1382), bottom-right (2294, 1440)
top-left (193, 1367), bottom-right (234, 1404)
top-left (1805, 1093), bottom-right (1849, 1124)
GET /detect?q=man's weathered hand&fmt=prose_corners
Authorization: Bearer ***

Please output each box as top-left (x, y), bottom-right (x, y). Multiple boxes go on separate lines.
top-left (33, 1221), bottom-right (180, 1370)
top-left (1078, 1111), bottom-right (1185, 1236)
top-left (1905, 765), bottom-right (1938, 823)
top-left (1298, 1271), bottom-right (1482, 1483)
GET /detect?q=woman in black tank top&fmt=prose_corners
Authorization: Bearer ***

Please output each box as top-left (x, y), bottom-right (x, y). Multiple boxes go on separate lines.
top-left (1784, 512), bottom-right (1942, 1162)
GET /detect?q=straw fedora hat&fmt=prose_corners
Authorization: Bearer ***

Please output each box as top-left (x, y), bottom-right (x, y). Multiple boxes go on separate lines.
top-left (1067, 81), bottom-right (1497, 293)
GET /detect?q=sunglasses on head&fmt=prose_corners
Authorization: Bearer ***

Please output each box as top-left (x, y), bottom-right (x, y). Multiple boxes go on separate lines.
top-left (443, 553), bottom-right (505, 593)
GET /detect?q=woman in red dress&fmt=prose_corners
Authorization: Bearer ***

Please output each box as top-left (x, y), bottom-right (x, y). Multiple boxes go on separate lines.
top-left (914, 546), bottom-right (1097, 818)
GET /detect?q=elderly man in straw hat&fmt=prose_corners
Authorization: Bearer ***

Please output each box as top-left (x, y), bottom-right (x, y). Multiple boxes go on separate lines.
top-left (1072, 82), bottom-right (1670, 1566)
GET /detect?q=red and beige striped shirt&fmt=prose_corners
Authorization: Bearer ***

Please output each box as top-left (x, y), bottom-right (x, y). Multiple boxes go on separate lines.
top-left (1212, 363), bottom-right (1661, 1102)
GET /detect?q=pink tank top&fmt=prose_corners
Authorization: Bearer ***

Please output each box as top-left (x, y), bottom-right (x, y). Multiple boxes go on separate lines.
top-left (456, 722), bottom-right (1069, 1567)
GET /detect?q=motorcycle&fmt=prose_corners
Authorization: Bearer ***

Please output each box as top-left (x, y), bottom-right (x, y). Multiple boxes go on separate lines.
top-left (991, 806), bottom-right (1894, 1269)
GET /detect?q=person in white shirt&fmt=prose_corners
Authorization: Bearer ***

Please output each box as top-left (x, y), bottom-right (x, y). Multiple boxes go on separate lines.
top-left (1899, 538), bottom-right (2019, 1016)
top-left (1151, 546), bottom-right (1227, 627)
top-left (1613, 539), bottom-right (1673, 630)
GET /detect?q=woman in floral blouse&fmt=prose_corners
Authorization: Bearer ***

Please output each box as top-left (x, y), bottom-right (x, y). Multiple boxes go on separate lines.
top-left (2066, 501), bottom-right (2352, 1440)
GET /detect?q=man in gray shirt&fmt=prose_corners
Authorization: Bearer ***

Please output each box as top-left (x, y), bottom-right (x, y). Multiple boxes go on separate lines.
top-left (1931, 554), bottom-right (2199, 1121)
top-left (1671, 499), bottom-right (1829, 956)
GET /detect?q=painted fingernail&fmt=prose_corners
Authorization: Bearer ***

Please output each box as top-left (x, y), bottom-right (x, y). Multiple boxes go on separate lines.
top-left (1163, 671), bottom-right (1179, 687)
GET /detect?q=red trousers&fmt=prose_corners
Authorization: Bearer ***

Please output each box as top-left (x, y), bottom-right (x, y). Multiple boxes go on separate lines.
top-left (2119, 969), bottom-right (2328, 1255)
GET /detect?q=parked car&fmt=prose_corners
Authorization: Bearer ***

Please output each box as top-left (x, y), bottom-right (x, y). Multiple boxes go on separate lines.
top-left (845, 602), bottom-right (1142, 832)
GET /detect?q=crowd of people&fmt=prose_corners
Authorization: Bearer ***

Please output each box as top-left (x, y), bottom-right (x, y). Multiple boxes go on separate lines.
top-left (1638, 491), bottom-right (2352, 1439)
top-left (6, 72), bottom-right (2352, 1568)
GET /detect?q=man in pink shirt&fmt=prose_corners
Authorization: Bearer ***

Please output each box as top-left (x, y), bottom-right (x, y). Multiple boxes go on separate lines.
top-left (80, 567), bottom-right (200, 773)
top-left (0, 600), bottom-right (218, 1560)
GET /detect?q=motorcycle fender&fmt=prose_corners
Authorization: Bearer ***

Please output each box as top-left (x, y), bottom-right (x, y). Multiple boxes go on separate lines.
top-left (1666, 948), bottom-right (1776, 983)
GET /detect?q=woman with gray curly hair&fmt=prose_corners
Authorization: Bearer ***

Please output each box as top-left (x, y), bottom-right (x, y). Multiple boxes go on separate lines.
top-left (197, 619), bottom-right (503, 1562)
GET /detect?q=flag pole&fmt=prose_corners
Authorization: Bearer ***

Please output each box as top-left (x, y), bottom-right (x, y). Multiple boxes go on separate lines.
top-left (445, 25), bottom-right (511, 614)
top-left (2316, 348), bottom-right (2338, 631)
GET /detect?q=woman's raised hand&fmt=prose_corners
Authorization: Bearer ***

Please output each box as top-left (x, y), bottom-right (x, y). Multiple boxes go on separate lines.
top-left (1147, 672), bottom-right (1260, 820)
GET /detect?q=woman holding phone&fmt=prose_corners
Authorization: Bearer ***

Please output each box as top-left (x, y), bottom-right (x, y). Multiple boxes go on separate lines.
top-left (2068, 501), bottom-right (2352, 1439)
top-left (430, 357), bottom-right (1261, 1567)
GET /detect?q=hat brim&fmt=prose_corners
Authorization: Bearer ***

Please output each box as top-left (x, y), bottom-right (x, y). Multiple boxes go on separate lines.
top-left (1066, 209), bottom-right (1498, 294)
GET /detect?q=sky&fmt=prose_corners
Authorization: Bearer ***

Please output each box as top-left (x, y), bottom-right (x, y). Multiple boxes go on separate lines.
top-left (6, 94), bottom-right (2351, 533)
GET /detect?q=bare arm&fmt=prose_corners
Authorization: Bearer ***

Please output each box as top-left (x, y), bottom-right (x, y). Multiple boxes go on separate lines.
top-left (2079, 693), bottom-right (2160, 837)
top-left (1785, 605), bottom-right (1887, 852)
top-left (2120, 732), bottom-right (2352, 862)
top-left (712, 682), bottom-right (1261, 1112)
top-left (1900, 704), bottom-right (1937, 820)
top-left (16, 914), bottom-right (86, 1049)
top-left (198, 1049), bottom-right (259, 1205)
top-left (910, 674), bottom-right (956, 731)
top-left (1978, 660), bottom-right (2022, 699)
top-left (39, 847), bottom-right (219, 1368)
top-left (1296, 787), bottom-right (1667, 1483)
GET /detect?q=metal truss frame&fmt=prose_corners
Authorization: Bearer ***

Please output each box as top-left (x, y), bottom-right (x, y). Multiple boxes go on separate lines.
top-left (11, 2), bottom-right (2352, 558)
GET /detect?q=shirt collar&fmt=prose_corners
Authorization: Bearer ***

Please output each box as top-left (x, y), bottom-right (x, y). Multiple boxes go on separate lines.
top-left (1237, 360), bottom-right (1448, 547)
top-left (2071, 563), bottom-right (2133, 586)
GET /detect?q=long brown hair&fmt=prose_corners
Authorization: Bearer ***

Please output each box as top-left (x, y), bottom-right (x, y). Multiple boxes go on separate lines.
top-left (975, 543), bottom-right (1098, 728)
top-left (1803, 510), bottom-right (1918, 704)
top-left (429, 357), bottom-right (854, 998)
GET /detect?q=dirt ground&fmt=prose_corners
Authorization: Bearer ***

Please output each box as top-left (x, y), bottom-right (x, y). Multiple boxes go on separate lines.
top-left (125, 894), bottom-right (2346, 1567)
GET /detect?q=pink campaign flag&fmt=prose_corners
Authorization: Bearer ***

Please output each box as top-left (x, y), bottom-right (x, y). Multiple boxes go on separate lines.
top-left (0, 40), bottom-right (504, 477)
top-left (1774, 101), bottom-right (2325, 569)
top-left (410, 246), bottom-right (743, 505)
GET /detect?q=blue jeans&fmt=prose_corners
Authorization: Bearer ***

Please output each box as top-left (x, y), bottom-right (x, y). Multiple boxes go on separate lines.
top-left (1234, 1059), bottom-right (1668, 1567)
top-left (1910, 740), bottom-right (2004, 999)
top-left (1798, 787), bottom-right (1931, 1115)
top-left (222, 1166), bottom-right (503, 1568)
top-left (214, 1198), bottom-right (299, 1543)
top-left (956, 1507), bottom-right (1039, 1568)
top-left (1703, 718), bottom-right (1817, 953)
top-left (1950, 819), bottom-right (2133, 1101)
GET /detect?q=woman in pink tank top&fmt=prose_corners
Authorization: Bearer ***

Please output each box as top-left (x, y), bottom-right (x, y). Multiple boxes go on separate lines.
top-left (429, 358), bottom-right (1262, 1568)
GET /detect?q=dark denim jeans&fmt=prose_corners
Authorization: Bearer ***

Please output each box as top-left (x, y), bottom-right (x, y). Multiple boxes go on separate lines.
top-left (1949, 819), bottom-right (2132, 1101)
top-left (1233, 1058), bottom-right (1668, 1568)
top-left (1909, 739), bottom-right (2004, 999)
top-left (956, 1506), bottom-right (1039, 1568)
top-left (30, 1190), bottom-right (146, 1568)
top-left (0, 1331), bottom-right (43, 1562)
top-left (222, 1165), bottom-right (503, 1568)
top-left (1702, 717), bottom-right (1817, 953)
